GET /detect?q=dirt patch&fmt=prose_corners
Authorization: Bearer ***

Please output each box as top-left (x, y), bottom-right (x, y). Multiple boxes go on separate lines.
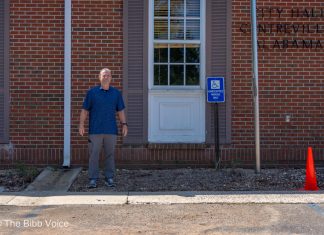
top-left (0, 166), bottom-right (41, 192)
top-left (69, 168), bottom-right (324, 192)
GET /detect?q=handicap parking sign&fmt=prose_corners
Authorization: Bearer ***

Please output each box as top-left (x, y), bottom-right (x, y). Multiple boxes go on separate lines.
top-left (207, 77), bottom-right (225, 103)
top-left (211, 80), bottom-right (220, 89)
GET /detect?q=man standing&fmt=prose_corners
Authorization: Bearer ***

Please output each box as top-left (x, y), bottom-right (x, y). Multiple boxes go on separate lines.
top-left (79, 68), bottom-right (128, 188)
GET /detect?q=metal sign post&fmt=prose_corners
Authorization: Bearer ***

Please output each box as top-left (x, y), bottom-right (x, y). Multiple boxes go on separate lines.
top-left (250, 0), bottom-right (261, 173)
top-left (207, 77), bottom-right (225, 169)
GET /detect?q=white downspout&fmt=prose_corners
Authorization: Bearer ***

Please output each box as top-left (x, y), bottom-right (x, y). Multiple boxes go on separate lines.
top-left (63, 0), bottom-right (71, 167)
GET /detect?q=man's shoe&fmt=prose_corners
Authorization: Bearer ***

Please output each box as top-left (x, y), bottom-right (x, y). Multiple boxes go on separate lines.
top-left (105, 178), bottom-right (116, 187)
top-left (88, 179), bottom-right (97, 188)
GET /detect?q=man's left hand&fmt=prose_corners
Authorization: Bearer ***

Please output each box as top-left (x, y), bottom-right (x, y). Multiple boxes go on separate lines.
top-left (122, 125), bottom-right (128, 137)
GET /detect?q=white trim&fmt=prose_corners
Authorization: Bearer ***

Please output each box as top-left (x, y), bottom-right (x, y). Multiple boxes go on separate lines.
top-left (200, 0), bottom-right (206, 89)
top-left (148, 0), bottom-right (154, 144)
top-left (149, 89), bottom-right (204, 95)
top-left (63, 0), bottom-right (72, 167)
top-left (154, 40), bottom-right (201, 44)
top-left (148, 1), bottom-right (154, 90)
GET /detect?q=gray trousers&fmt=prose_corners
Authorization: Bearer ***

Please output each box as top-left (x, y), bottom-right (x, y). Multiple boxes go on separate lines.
top-left (88, 134), bottom-right (117, 180)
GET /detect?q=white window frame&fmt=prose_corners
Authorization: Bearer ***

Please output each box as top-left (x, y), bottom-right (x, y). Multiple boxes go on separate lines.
top-left (148, 0), bottom-right (206, 90)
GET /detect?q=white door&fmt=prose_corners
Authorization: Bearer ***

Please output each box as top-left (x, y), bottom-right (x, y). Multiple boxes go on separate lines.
top-left (148, 0), bottom-right (205, 143)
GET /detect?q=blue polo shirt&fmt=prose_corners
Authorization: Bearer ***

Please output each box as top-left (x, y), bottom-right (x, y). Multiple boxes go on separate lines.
top-left (82, 85), bottom-right (125, 135)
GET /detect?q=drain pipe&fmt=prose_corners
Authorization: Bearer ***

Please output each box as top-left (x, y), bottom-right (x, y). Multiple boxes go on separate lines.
top-left (63, 0), bottom-right (72, 168)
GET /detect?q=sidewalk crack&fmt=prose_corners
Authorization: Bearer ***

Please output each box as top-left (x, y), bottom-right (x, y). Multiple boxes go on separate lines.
top-left (126, 191), bottom-right (130, 204)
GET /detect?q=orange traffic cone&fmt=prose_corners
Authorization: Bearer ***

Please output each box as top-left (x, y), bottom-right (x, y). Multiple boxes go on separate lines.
top-left (304, 147), bottom-right (319, 191)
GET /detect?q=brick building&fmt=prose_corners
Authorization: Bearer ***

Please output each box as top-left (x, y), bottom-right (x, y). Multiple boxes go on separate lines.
top-left (1, 0), bottom-right (324, 168)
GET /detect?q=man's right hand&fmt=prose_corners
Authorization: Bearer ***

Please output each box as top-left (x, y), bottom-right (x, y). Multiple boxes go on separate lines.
top-left (79, 125), bottom-right (85, 136)
top-left (79, 109), bottom-right (88, 136)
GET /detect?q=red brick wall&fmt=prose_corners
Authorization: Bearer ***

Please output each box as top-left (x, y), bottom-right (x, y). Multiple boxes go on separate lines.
top-left (3, 0), bottom-right (324, 167)
top-left (4, 0), bottom-right (125, 166)
top-left (71, 0), bottom-right (124, 161)
top-left (231, 0), bottom-right (324, 163)
top-left (7, 0), bottom-right (65, 165)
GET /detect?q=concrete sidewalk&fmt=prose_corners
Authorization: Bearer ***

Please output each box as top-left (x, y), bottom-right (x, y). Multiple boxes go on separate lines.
top-left (0, 191), bottom-right (323, 206)
top-left (24, 167), bottom-right (82, 192)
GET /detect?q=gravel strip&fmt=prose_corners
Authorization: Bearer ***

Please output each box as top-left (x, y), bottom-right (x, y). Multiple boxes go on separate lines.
top-left (68, 168), bottom-right (324, 192)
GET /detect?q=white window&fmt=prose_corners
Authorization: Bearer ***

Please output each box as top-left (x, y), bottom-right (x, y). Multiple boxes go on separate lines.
top-left (152, 0), bottom-right (203, 87)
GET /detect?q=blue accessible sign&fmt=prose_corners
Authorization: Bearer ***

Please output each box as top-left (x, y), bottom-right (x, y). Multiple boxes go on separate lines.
top-left (207, 77), bottom-right (225, 103)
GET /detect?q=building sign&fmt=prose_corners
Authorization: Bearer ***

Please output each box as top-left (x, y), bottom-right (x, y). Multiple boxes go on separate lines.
top-left (239, 7), bottom-right (324, 50)
top-left (207, 77), bottom-right (225, 103)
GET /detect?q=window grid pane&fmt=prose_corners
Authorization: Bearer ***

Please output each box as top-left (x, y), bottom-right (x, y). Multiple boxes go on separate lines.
top-left (170, 65), bottom-right (184, 85)
top-left (154, 65), bottom-right (168, 85)
top-left (186, 19), bottom-right (200, 40)
top-left (154, 44), bottom-right (168, 63)
top-left (154, 19), bottom-right (168, 39)
top-left (170, 44), bottom-right (184, 63)
top-left (170, 0), bottom-right (184, 17)
top-left (170, 19), bottom-right (184, 40)
top-left (155, 0), bottom-right (168, 17)
top-left (186, 65), bottom-right (200, 85)
top-left (186, 0), bottom-right (200, 17)
top-left (186, 44), bottom-right (200, 63)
